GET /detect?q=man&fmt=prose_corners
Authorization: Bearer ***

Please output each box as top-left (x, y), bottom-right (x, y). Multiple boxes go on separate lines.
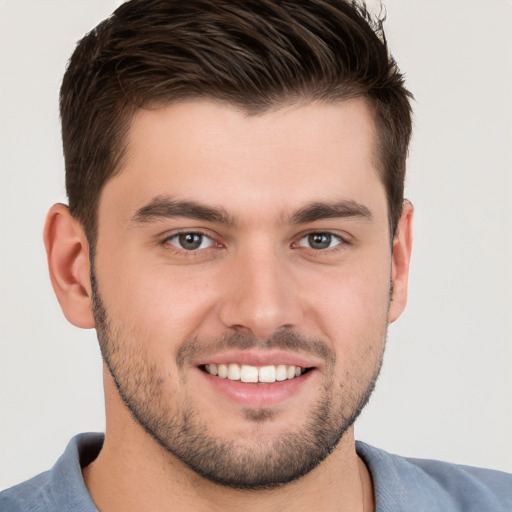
top-left (1, 0), bottom-right (510, 511)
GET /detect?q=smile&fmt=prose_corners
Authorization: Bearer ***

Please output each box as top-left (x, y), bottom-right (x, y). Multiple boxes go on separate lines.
top-left (196, 354), bottom-right (317, 407)
top-left (203, 363), bottom-right (307, 383)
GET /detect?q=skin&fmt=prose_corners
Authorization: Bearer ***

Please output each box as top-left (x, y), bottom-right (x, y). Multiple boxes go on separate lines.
top-left (44, 98), bottom-right (413, 512)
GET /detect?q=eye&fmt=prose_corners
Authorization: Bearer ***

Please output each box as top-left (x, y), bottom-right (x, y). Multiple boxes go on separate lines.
top-left (297, 232), bottom-right (343, 250)
top-left (165, 232), bottom-right (215, 251)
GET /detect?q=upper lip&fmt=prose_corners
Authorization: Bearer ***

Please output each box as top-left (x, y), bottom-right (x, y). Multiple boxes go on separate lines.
top-left (194, 350), bottom-right (320, 369)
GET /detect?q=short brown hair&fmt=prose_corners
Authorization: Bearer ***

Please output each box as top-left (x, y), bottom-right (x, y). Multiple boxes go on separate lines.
top-left (60, 0), bottom-right (413, 245)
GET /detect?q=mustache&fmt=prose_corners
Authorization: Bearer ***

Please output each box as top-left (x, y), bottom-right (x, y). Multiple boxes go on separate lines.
top-left (176, 330), bottom-right (336, 369)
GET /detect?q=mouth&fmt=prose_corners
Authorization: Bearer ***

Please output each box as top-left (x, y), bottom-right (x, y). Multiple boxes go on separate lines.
top-left (195, 353), bottom-right (318, 408)
top-left (201, 363), bottom-right (312, 383)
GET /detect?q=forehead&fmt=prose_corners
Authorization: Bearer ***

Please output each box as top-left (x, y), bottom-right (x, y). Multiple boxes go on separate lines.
top-left (101, 99), bottom-right (386, 227)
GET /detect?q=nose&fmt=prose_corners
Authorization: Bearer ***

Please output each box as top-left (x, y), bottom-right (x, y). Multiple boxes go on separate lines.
top-left (218, 246), bottom-right (304, 339)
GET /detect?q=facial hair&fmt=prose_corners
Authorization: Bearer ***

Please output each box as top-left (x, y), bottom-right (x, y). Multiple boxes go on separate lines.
top-left (91, 266), bottom-right (386, 490)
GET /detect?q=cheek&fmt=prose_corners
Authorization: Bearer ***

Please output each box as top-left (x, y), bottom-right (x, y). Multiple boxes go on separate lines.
top-left (96, 254), bottom-right (220, 346)
top-left (302, 256), bottom-right (391, 349)
top-left (314, 273), bottom-right (389, 389)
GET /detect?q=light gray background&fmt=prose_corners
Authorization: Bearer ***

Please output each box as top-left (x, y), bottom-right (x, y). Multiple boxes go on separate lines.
top-left (1, 0), bottom-right (511, 490)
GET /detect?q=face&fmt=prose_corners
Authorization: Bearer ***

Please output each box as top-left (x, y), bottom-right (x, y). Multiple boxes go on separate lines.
top-left (91, 99), bottom-right (405, 488)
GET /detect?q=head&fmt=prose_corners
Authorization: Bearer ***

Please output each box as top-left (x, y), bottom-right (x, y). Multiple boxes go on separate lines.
top-left (60, 0), bottom-right (412, 249)
top-left (47, 0), bottom-right (414, 491)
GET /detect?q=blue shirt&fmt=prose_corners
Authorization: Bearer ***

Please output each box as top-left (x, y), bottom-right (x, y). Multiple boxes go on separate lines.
top-left (1, 433), bottom-right (511, 511)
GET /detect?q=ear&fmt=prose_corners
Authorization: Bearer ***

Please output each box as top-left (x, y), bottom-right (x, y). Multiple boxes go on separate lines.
top-left (43, 204), bottom-right (95, 328)
top-left (388, 200), bottom-right (414, 323)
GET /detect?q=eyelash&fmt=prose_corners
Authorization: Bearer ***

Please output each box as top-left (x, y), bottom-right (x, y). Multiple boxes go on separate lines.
top-left (294, 232), bottom-right (345, 252)
top-left (160, 230), bottom-right (348, 256)
top-left (162, 230), bottom-right (220, 256)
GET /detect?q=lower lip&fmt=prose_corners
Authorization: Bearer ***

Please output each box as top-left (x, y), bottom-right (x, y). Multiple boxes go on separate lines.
top-left (198, 368), bottom-right (315, 408)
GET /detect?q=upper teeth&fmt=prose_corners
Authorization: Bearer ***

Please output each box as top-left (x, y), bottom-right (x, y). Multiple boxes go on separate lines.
top-left (204, 363), bottom-right (303, 383)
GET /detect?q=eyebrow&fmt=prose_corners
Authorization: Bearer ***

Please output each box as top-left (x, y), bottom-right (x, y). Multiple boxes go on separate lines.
top-left (289, 201), bottom-right (373, 224)
top-left (131, 196), bottom-right (237, 226)
top-left (131, 196), bottom-right (372, 227)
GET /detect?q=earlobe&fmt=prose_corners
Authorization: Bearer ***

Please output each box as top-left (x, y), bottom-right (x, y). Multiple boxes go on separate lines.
top-left (388, 200), bottom-right (414, 324)
top-left (43, 204), bottom-right (95, 329)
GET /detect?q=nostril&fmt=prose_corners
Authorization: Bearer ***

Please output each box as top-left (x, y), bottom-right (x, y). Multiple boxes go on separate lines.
top-left (230, 325), bottom-right (253, 336)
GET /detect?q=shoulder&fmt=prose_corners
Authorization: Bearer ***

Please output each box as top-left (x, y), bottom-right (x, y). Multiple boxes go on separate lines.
top-left (356, 441), bottom-right (512, 512)
top-left (0, 433), bottom-right (103, 512)
top-left (0, 471), bottom-right (53, 512)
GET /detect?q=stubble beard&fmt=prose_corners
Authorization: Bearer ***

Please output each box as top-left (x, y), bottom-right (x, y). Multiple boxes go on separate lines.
top-left (91, 273), bottom-right (386, 490)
